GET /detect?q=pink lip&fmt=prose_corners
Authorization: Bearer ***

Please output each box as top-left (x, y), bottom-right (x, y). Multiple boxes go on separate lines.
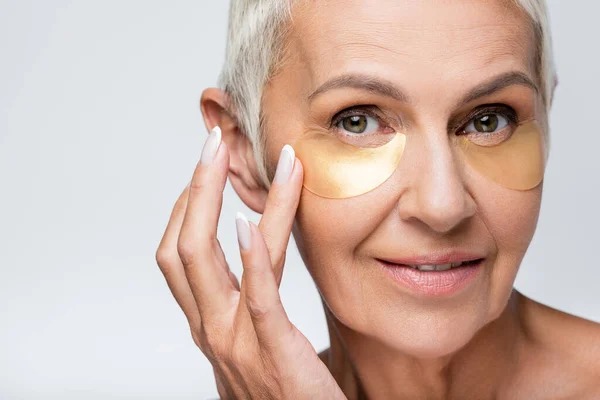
top-left (377, 257), bottom-right (484, 296)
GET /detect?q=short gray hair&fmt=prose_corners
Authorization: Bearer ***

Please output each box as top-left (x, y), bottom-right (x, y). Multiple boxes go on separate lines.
top-left (218, 0), bottom-right (556, 188)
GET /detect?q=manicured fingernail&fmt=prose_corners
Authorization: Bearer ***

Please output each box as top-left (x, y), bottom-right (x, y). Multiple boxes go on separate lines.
top-left (273, 144), bottom-right (295, 185)
top-left (235, 212), bottom-right (251, 251)
top-left (200, 126), bottom-right (222, 165)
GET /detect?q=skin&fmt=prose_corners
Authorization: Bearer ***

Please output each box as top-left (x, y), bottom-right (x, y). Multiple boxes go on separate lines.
top-left (157, 0), bottom-right (600, 398)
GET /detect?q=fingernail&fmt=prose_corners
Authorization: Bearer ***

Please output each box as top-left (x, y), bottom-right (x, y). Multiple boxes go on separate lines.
top-left (273, 144), bottom-right (295, 185)
top-left (235, 212), bottom-right (251, 251)
top-left (200, 126), bottom-right (222, 165)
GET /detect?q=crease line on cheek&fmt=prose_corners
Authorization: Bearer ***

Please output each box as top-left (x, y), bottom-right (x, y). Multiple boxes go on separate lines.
top-left (464, 187), bottom-right (499, 262)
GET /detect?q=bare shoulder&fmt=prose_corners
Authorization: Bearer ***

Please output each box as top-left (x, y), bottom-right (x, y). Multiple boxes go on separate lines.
top-left (519, 292), bottom-right (600, 358)
top-left (515, 291), bottom-right (600, 398)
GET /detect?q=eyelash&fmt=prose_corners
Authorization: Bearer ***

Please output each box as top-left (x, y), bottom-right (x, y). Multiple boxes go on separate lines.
top-left (329, 104), bottom-right (519, 134)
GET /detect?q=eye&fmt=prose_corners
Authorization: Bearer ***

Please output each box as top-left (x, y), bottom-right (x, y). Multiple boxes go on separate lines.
top-left (337, 114), bottom-right (380, 135)
top-left (329, 106), bottom-right (397, 148)
top-left (464, 113), bottom-right (509, 134)
top-left (458, 108), bottom-right (518, 147)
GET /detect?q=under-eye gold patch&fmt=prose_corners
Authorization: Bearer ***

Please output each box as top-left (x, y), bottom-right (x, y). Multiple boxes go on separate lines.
top-left (454, 119), bottom-right (546, 190)
top-left (293, 119), bottom-right (546, 199)
top-left (294, 131), bottom-right (406, 199)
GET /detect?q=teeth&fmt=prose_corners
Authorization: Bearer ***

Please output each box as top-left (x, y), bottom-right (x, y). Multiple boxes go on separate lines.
top-left (435, 264), bottom-right (452, 271)
top-left (408, 262), bottom-right (469, 271)
top-left (410, 263), bottom-right (453, 271)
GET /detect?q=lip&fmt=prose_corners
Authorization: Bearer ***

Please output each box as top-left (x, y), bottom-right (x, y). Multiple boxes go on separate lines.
top-left (377, 253), bottom-right (485, 296)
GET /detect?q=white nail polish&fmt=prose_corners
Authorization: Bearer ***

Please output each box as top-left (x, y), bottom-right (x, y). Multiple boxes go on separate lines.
top-left (273, 144), bottom-right (295, 185)
top-left (200, 126), bottom-right (222, 165)
top-left (235, 212), bottom-right (251, 251)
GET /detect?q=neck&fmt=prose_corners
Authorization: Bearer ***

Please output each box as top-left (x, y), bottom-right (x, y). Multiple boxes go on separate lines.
top-left (323, 289), bottom-right (525, 400)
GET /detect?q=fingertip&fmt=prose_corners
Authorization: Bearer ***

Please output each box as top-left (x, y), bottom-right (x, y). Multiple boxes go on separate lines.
top-left (247, 220), bottom-right (264, 248)
top-left (293, 155), bottom-right (304, 178)
top-left (212, 125), bottom-right (222, 139)
top-left (235, 211), bottom-right (251, 252)
top-left (247, 220), bottom-right (272, 261)
top-left (236, 211), bottom-right (248, 223)
top-left (282, 144), bottom-right (295, 161)
top-left (287, 157), bottom-right (304, 195)
top-left (214, 136), bottom-right (229, 165)
top-left (239, 216), bottom-right (270, 252)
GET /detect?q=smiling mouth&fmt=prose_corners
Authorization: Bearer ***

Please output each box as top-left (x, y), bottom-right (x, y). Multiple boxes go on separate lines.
top-left (377, 257), bottom-right (485, 296)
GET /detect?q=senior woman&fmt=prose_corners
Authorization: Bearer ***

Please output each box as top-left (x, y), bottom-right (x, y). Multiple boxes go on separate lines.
top-left (156, 0), bottom-right (600, 398)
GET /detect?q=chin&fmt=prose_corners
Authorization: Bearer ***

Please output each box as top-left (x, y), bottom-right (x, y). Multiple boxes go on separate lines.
top-left (326, 280), bottom-right (497, 360)
top-left (374, 320), bottom-right (483, 360)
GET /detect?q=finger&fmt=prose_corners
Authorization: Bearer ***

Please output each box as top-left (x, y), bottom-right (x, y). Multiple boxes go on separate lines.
top-left (178, 127), bottom-right (235, 318)
top-left (155, 185), bottom-right (201, 328)
top-left (215, 239), bottom-right (240, 290)
top-left (236, 213), bottom-right (294, 349)
top-left (258, 145), bottom-right (303, 282)
top-left (157, 186), bottom-right (239, 323)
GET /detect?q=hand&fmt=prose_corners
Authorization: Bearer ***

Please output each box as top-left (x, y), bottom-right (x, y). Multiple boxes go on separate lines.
top-left (155, 127), bottom-right (346, 400)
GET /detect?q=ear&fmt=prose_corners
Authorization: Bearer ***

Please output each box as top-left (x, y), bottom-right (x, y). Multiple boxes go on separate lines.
top-left (200, 88), bottom-right (269, 214)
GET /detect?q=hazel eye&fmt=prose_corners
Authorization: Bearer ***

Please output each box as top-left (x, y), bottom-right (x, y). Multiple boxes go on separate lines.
top-left (464, 113), bottom-right (508, 134)
top-left (338, 115), bottom-right (380, 135)
top-left (460, 112), bottom-right (516, 147)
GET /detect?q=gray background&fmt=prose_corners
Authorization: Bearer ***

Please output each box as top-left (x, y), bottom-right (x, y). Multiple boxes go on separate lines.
top-left (0, 1), bottom-right (598, 399)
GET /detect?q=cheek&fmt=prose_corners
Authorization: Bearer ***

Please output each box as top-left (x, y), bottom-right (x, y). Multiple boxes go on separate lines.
top-left (294, 189), bottom-right (373, 270)
top-left (479, 180), bottom-right (543, 315)
top-left (486, 186), bottom-right (542, 251)
top-left (293, 187), bottom-right (395, 316)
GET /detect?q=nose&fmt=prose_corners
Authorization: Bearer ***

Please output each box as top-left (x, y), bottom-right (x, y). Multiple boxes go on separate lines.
top-left (397, 133), bottom-right (477, 233)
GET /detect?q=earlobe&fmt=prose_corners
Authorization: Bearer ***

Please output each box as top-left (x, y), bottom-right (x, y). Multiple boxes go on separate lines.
top-left (200, 88), bottom-right (269, 214)
top-left (229, 167), bottom-right (269, 214)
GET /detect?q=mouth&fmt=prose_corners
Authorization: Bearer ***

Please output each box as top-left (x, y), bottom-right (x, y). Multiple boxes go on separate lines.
top-left (403, 258), bottom-right (482, 271)
top-left (376, 256), bottom-right (485, 296)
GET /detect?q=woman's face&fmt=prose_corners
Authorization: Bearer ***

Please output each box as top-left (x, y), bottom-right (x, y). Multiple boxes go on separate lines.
top-left (260, 0), bottom-right (544, 357)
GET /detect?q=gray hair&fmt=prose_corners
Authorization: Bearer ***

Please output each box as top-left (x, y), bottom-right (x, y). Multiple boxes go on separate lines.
top-left (217, 0), bottom-right (556, 188)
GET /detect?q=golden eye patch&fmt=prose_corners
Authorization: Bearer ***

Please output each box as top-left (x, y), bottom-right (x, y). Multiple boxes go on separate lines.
top-left (293, 119), bottom-right (546, 199)
top-left (293, 131), bottom-right (406, 199)
top-left (454, 119), bottom-right (546, 191)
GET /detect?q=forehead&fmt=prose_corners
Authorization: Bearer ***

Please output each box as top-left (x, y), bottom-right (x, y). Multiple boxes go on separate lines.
top-left (285, 0), bottom-right (535, 97)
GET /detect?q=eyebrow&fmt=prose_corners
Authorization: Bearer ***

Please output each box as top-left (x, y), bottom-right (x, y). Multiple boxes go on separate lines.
top-left (459, 71), bottom-right (538, 105)
top-left (307, 71), bottom-right (538, 106)
top-left (308, 74), bottom-right (410, 103)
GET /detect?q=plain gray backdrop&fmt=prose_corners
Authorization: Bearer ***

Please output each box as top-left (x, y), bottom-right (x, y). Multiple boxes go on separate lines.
top-left (1, 1), bottom-right (598, 399)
